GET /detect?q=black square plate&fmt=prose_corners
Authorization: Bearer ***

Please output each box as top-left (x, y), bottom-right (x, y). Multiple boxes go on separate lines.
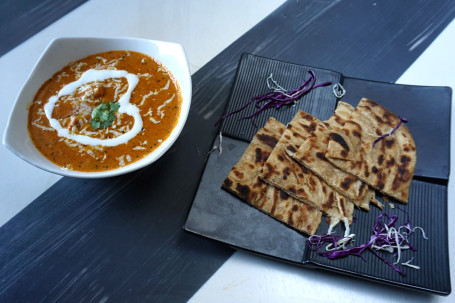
top-left (184, 54), bottom-right (451, 295)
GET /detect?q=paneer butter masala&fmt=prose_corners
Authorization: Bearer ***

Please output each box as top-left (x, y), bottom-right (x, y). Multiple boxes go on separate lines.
top-left (28, 50), bottom-right (182, 172)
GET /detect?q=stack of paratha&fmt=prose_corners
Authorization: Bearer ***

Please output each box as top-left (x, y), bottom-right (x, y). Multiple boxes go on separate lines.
top-left (292, 102), bottom-right (377, 211)
top-left (222, 117), bottom-right (322, 235)
top-left (258, 109), bottom-right (355, 225)
top-left (222, 97), bottom-right (416, 235)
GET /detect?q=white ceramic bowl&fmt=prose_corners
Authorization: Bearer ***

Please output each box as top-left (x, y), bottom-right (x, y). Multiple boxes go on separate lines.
top-left (3, 37), bottom-right (192, 178)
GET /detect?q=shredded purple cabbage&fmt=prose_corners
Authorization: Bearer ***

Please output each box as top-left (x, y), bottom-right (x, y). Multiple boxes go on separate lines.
top-left (373, 116), bottom-right (408, 147)
top-left (215, 70), bottom-right (331, 126)
top-left (308, 213), bottom-right (427, 276)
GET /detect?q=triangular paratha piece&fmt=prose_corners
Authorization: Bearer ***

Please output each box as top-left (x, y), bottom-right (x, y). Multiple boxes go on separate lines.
top-left (326, 98), bottom-right (416, 203)
top-left (222, 117), bottom-right (322, 235)
top-left (259, 110), bottom-right (354, 223)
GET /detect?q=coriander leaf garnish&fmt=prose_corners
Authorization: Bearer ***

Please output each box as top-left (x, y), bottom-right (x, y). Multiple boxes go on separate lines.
top-left (90, 101), bottom-right (120, 130)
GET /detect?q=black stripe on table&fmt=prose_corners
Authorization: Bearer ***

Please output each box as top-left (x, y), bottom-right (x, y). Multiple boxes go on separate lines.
top-left (1, 0), bottom-right (454, 302)
top-left (0, 0), bottom-right (87, 56)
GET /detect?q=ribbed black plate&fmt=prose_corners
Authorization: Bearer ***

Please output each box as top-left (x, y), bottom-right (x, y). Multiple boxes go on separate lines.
top-left (305, 179), bottom-right (450, 294)
top-left (184, 54), bottom-right (451, 295)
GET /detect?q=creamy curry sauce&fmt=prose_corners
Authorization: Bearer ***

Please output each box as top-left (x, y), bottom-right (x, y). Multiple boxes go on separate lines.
top-left (28, 50), bottom-right (182, 172)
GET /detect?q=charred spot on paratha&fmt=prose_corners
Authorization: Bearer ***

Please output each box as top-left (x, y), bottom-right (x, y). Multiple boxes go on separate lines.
top-left (296, 162), bottom-right (309, 174)
top-left (347, 121), bottom-right (362, 136)
top-left (286, 145), bottom-right (297, 154)
top-left (321, 185), bottom-right (327, 193)
top-left (287, 212), bottom-right (295, 226)
top-left (255, 148), bottom-right (270, 164)
top-left (307, 176), bottom-right (317, 191)
top-left (350, 159), bottom-right (363, 170)
top-left (386, 157), bottom-right (395, 167)
top-left (279, 190), bottom-right (288, 200)
top-left (301, 122), bottom-right (317, 133)
top-left (256, 133), bottom-right (278, 149)
top-left (233, 169), bottom-right (244, 179)
top-left (338, 196), bottom-right (347, 215)
top-left (396, 156), bottom-right (413, 181)
top-left (269, 195), bottom-right (277, 214)
top-left (235, 183), bottom-right (251, 200)
top-left (364, 164), bottom-right (370, 177)
top-left (392, 157), bottom-right (413, 190)
top-left (363, 99), bottom-right (378, 108)
top-left (382, 110), bottom-right (395, 127)
top-left (252, 179), bottom-right (264, 188)
top-left (262, 162), bottom-right (276, 178)
top-left (400, 155), bottom-right (412, 165)
top-left (299, 111), bottom-right (315, 121)
top-left (329, 133), bottom-right (349, 152)
top-left (385, 138), bottom-right (395, 148)
top-left (340, 176), bottom-right (356, 191)
top-left (223, 177), bottom-right (233, 188)
top-left (298, 155), bottom-right (312, 163)
top-left (333, 114), bottom-right (344, 125)
top-left (375, 115), bottom-right (384, 124)
top-left (306, 203), bottom-right (316, 212)
top-left (359, 182), bottom-right (366, 194)
top-left (297, 188), bottom-right (307, 198)
top-left (316, 152), bottom-right (326, 161)
top-left (322, 192), bottom-right (335, 209)
top-left (292, 131), bottom-right (305, 140)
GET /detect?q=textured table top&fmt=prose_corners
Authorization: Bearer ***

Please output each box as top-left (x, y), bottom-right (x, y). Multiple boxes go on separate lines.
top-left (1, 1), bottom-right (454, 302)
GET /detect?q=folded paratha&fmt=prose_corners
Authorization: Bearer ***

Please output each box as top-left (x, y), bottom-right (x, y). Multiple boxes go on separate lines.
top-left (292, 102), bottom-right (374, 210)
top-left (259, 110), bottom-right (354, 223)
top-left (326, 98), bottom-right (416, 203)
top-left (222, 117), bottom-right (322, 235)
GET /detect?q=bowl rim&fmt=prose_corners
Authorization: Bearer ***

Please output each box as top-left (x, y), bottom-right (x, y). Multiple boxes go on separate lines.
top-left (3, 36), bottom-right (192, 178)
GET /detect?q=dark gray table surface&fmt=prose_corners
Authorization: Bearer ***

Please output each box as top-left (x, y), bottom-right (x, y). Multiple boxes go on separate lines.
top-left (1, 0), bottom-right (454, 302)
top-left (0, 0), bottom-right (88, 56)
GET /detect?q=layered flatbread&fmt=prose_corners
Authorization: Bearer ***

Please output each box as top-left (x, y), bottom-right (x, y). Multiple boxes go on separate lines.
top-left (259, 110), bottom-right (354, 223)
top-left (292, 102), bottom-right (374, 210)
top-left (255, 186), bottom-right (323, 235)
top-left (222, 117), bottom-right (322, 235)
top-left (326, 98), bottom-right (416, 203)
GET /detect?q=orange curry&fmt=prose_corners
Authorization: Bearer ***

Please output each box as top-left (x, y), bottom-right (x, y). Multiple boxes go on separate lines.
top-left (28, 50), bottom-right (182, 172)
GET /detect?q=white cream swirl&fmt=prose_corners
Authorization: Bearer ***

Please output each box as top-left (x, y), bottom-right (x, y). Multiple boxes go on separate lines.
top-left (44, 69), bottom-right (142, 147)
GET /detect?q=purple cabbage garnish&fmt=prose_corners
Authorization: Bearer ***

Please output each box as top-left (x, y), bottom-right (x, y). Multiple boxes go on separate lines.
top-left (215, 70), bottom-right (331, 126)
top-left (308, 213), bottom-right (427, 276)
top-left (373, 116), bottom-right (408, 147)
